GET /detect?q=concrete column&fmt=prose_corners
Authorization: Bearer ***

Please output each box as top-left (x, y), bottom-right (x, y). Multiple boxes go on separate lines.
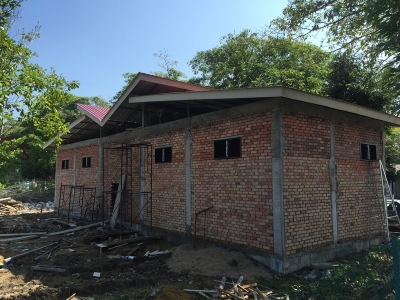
top-left (140, 145), bottom-right (145, 223)
top-left (329, 120), bottom-right (338, 243)
top-left (96, 128), bottom-right (103, 200)
top-left (72, 147), bottom-right (77, 211)
top-left (54, 150), bottom-right (58, 204)
top-left (272, 108), bottom-right (285, 272)
top-left (185, 127), bottom-right (192, 240)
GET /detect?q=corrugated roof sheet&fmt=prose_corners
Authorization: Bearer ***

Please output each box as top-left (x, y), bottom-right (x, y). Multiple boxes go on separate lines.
top-left (77, 104), bottom-right (110, 121)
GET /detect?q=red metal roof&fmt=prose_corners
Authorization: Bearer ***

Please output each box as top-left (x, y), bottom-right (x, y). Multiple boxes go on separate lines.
top-left (76, 104), bottom-right (110, 121)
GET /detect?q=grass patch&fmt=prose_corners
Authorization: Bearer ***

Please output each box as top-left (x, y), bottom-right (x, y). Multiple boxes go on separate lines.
top-left (257, 243), bottom-right (394, 300)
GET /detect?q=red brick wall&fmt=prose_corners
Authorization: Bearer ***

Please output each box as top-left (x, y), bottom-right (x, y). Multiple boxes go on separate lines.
top-left (56, 149), bottom-right (74, 208)
top-left (282, 112), bottom-right (332, 254)
top-left (190, 111), bottom-right (274, 252)
top-left (145, 129), bottom-right (186, 233)
top-left (334, 121), bottom-right (384, 242)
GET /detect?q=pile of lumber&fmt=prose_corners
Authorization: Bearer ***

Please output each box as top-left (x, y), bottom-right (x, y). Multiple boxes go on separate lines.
top-left (184, 276), bottom-right (289, 300)
top-left (0, 197), bottom-right (25, 215)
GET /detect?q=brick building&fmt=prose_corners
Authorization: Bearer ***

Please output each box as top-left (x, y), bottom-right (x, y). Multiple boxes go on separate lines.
top-left (44, 73), bottom-right (400, 273)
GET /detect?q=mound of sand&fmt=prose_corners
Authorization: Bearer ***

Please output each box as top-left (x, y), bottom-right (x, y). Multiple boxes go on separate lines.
top-left (166, 244), bottom-right (272, 281)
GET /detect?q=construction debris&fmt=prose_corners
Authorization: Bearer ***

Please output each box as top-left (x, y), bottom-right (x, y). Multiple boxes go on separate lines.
top-left (184, 276), bottom-right (289, 300)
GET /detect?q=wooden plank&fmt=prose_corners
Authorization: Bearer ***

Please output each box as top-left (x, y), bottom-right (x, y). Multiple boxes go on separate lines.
top-left (31, 265), bottom-right (66, 273)
top-left (47, 220), bottom-right (109, 236)
top-left (0, 232), bottom-right (47, 237)
top-left (0, 197), bottom-right (12, 202)
top-left (53, 219), bottom-right (77, 227)
top-left (0, 235), bottom-right (39, 243)
top-left (126, 246), bottom-right (140, 256)
top-left (216, 287), bottom-right (245, 300)
top-left (95, 235), bottom-right (160, 248)
top-left (110, 174), bottom-right (126, 230)
top-left (3, 242), bottom-right (59, 264)
top-left (85, 230), bottom-right (138, 242)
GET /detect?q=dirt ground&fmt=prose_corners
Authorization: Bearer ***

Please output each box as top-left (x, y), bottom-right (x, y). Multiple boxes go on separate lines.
top-left (0, 194), bottom-right (273, 300)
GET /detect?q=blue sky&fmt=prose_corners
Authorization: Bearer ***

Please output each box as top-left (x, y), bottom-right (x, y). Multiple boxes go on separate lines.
top-left (15, 0), bottom-right (287, 102)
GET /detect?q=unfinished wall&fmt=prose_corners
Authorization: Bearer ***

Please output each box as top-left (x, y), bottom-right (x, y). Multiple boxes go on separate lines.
top-left (282, 111), bottom-right (332, 255)
top-left (190, 111), bottom-right (274, 252)
top-left (146, 128), bottom-right (187, 234)
top-left (334, 121), bottom-right (384, 242)
top-left (55, 149), bottom-right (75, 206)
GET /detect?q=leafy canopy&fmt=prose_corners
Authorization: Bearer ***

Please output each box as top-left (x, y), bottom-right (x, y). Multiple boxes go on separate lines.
top-left (0, 0), bottom-right (79, 182)
top-left (188, 29), bottom-right (332, 94)
top-left (270, 0), bottom-right (400, 91)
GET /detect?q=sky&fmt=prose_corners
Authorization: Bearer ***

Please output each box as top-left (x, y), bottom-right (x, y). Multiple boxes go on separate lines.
top-left (14, 0), bottom-right (288, 102)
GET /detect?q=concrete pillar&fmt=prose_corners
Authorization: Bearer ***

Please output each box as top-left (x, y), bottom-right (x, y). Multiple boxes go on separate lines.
top-left (329, 120), bottom-right (338, 243)
top-left (72, 147), bottom-right (77, 211)
top-left (140, 145), bottom-right (145, 223)
top-left (54, 150), bottom-right (58, 204)
top-left (96, 131), bottom-right (103, 208)
top-left (272, 108), bottom-right (285, 273)
top-left (185, 127), bottom-right (192, 240)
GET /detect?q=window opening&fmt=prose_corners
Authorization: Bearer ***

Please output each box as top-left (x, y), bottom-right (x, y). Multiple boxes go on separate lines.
top-left (82, 156), bottom-right (91, 168)
top-left (214, 137), bottom-right (241, 159)
top-left (61, 159), bottom-right (69, 169)
top-left (155, 147), bottom-right (172, 163)
top-left (361, 143), bottom-right (377, 161)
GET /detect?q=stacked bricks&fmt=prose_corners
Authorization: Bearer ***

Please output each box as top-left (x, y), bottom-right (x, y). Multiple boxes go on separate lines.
top-left (334, 121), bottom-right (384, 242)
top-left (146, 128), bottom-right (187, 234)
top-left (190, 111), bottom-right (274, 252)
top-left (282, 111), bottom-right (332, 254)
top-left (56, 149), bottom-right (74, 207)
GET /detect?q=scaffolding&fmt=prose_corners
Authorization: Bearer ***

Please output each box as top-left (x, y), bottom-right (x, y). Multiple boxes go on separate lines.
top-left (58, 185), bottom-right (97, 222)
top-left (101, 141), bottom-right (153, 232)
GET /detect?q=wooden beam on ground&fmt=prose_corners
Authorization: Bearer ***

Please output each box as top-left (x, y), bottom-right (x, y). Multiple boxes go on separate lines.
top-left (47, 220), bottom-right (109, 236)
top-left (3, 242), bottom-right (59, 264)
top-left (31, 265), bottom-right (66, 273)
top-left (0, 232), bottom-right (47, 237)
top-left (0, 235), bottom-right (39, 243)
top-left (95, 235), bottom-right (160, 248)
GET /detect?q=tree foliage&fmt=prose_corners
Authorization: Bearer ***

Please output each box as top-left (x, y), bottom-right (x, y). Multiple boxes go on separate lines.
top-left (326, 52), bottom-right (392, 111)
top-left (188, 30), bottom-right (331, 93)
top-left (270, 0), bottom-right (400, 90)
top-left (0, 0), bottom-right (79, 183)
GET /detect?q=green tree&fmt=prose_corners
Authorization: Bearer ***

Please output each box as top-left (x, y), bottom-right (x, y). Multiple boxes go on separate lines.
top-left (153, 49), bottom-right (186, 81)
top-left (325, 52), bottom-right (392, 111)
top-left (0, 0), bottom-right (79, 183)
top-left (188, 29), bottom-right (331, 93)
top-left (385, 127), bottom-right (400, 182)
top-left (270, 0), bottom-right (400, 89)
top-left (61, 96), bottom-right (109, 123)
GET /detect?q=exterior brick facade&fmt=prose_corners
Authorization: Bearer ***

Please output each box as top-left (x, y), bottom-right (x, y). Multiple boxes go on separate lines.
top-left (51, 80), bottom-right (394, 273)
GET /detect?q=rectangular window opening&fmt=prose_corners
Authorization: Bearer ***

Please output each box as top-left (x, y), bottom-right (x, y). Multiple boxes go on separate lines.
top-left (361, 143), bottom-right (377, 161)
top-left (155, 147), bottom-right (172, 163)
top-left (214, 137), bottom-right (241, 159)
top-left (82, 156), bottom-right (91, 168)
top-left (62, 159), bottom-right (69, 169)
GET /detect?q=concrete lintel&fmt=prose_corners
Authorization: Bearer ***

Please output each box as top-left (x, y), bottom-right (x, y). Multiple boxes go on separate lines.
top-left (272, 108), bottom-right (285, 267)
top-left (185, 127), bottom-right (192, 240)
top-left (59, 138), bottom-right (99, 151)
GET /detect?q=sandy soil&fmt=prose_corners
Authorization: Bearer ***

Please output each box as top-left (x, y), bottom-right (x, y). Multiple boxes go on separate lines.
top-left (167, 244), bottom-right (272, 281)
top-left (0, 194), bottom-right (273, 299)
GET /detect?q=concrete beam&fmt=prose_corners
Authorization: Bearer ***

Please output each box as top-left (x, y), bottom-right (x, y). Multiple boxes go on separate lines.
top-left (272, 108), bottom-right (285, 273)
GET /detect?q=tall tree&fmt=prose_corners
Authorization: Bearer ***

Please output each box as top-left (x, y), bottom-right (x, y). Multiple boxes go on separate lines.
top-left (270, 0), bottom-right (400, 90)
top-left (188, 30), bottom-right (331, 93)
top-left (325, 52), bottom-right (392, 111)
top-left (0, 0), bottom-right (79, 182)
